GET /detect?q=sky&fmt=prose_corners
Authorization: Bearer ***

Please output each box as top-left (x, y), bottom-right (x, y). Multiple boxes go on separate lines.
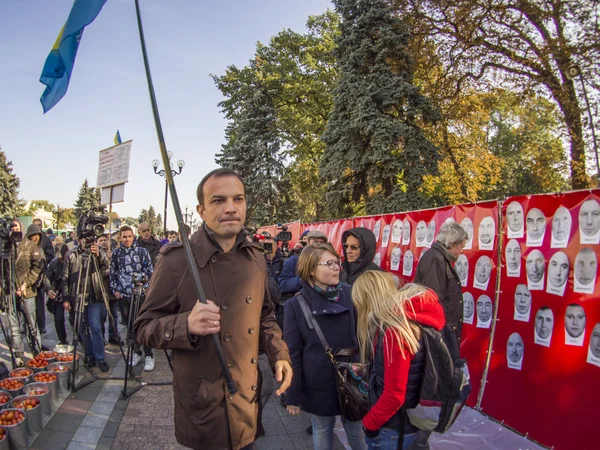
top-left (0, 0), bottom-right (333, 230)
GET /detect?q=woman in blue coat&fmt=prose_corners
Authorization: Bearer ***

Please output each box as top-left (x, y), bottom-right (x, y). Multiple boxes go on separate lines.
top-left (284, 242), bottom-right (366, 450)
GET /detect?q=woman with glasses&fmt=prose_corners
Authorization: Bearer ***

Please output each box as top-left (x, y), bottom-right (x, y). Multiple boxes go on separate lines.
top-left (341, 228), bottom-right (383, 284)
top-left (284, 243), bottom-right (366, 450)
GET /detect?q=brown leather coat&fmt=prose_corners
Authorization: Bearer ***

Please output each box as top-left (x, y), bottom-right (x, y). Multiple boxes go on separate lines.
top-left (134, 227), bottom-right (290, 450)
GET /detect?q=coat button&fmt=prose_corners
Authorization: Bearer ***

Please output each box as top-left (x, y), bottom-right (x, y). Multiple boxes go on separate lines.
top-left (248, 327), bottom-right (255, 334)
top-left (228, 363), bottom-right (234, 371)
top-left (246, 296), bottom-right (252, 304)
top-left (228, 395), bottom-right (233, 400)
top-left (251, 384), bottom-right (257, 391)
top-left (221, 302), bottom-right (228, 310)
top-left (251, 357), bottom-right (257, 364)
top-left (224, 334), bottom-right (231, 342)
top-left (211, 256), bottom-right (218, 263)
top-left (165, 331), bottom-right (171, 339)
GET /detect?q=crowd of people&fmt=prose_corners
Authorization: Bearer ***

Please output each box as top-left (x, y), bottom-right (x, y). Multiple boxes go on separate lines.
top-left (6, 216), bottom-right (189, 373)
top-left (6, 168), bottom-right (470, 450)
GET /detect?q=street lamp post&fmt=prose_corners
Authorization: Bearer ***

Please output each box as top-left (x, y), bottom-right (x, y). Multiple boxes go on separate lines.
top-left (567, 64), bottom-right (600, 186)
top-left (152, 152), bottom-right (185, 232)
top-left (53, 204), bottom-right (61, 232)
top-left (183, 206), bottom-right (193, 227)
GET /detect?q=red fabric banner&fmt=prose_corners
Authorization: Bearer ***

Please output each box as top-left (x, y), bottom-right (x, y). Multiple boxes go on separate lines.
top-left (481, 190), bottom-right (600, 450)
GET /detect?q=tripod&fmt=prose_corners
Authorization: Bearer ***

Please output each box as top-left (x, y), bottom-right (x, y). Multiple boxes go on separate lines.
top-left (0, 241), bottom-right (41, 368)
top-left (69, 249), bottom-right (129, 391)
top-left (121, 275), bottom-right (173, 399)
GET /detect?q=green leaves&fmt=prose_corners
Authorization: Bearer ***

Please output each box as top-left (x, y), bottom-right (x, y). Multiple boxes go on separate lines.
top-left (0, 150), bottom-right (25, 218)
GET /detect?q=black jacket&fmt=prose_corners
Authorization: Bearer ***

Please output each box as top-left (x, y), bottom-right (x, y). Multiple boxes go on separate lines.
top-left (44, 257), bottom-right (64, 295)
top-left (340, 227), bottom-right (383, 284)
top-left (39, 234), bottom-right (54, 266)
top-left (61, 247), bottom-right (109, 304)
top-left (414, 242), bottom-right (463, 343)
top-left (137, 236), bottom-right (162, 264)
top-left (266, 249), bottom-right (285, 284)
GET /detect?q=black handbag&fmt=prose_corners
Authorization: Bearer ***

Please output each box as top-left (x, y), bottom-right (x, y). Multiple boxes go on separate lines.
top-left (296, 293), bottom-right (369, 422)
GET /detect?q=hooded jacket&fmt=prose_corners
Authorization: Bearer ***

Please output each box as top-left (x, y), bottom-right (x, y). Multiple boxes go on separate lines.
top-left (341, 227), bottom-right (383, 284)
top-left (109, 244), bottom-right (153, 297)
top-left (15, 225), bottom-right (45, 298)
top-left (137, 235), bottom-right (162, 264)
top-left (363, 289), bottom-right (445, 432)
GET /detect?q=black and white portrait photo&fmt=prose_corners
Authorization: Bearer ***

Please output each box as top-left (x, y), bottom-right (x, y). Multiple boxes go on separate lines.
top-left (456, 254), bottom-right (469, 287)
top-left (476, 295), bottom-right (493, 329)
top-left (579, 199), bottom-right (600, 245)
top-left (506, 201), bottom-right (524, 239)
top-left (426, 220), bottom-right (436, 247)
top-left (574, 248), bottom-right (597, 294)
top-left (390, 246), bottom-right (401, 272)
top-left (526, 249), bottom-right (545, 291)
top-left (505, 239), bottom-right (522, 277)
top-left (473, 255), bottom-right (492, 291)
top-left (507, 332), bottom-right (524, 370)
top-left (416, 220), bottom-right (427, 247)
top-left (391, 219), bottom-right (402, 244)
top-left (526, 208), bottom-right (546, 247)
top-left (402, 218), bottom-right (411, 245)
top-left (463, 292), bottom-right (474, 325)
top-left (382, 224), bottom-right (391, 248)
top-left (373, 219), bottom-right (382, 243)
top-left (546, 251), bottom-right (569, 297)
top-left (478, 216), bottom-right (495, 251)
top-left (587, 323), bottom-right (600, 368)
top-left (460, 217), bottom-right (474, 250)
top-left (514, 284), bottom-right (532, 322)
top-left (564, 303), bottom-right (586, 347)
top-left (534, 306), bottom-right (554, 347)
top-left (551, 206), bottom-right (572, 248)
top-left (373, 252), bottom-right (382, 267)
top-left (402, 250), bottom-right (414, 276)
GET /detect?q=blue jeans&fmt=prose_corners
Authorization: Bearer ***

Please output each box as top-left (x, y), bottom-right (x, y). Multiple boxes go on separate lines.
top-left (365, 427), bottom-right (417, 450)
top-left (9, 297), bottom-right (42, 354)
top-left (84, 302), bottom-right (106, 362)
top-left (311, 414), bottom-right (366, 450)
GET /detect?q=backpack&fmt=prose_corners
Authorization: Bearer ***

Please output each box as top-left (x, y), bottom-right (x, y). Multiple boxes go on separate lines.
top-left (405, 324), bottom-right (471, 433)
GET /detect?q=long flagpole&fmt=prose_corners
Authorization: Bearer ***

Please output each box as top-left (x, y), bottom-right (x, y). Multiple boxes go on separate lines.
top-left (133, 0), bottom-right (238, 396)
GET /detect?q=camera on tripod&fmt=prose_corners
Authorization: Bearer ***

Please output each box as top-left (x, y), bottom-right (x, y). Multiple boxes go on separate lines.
top-left (77, 209), bottom-right (109, 245)
top-left (132, 272), bottom-right (148, 287)
top-left (276, 224), bottom-right (292, 256)
top-left (0, 218), bottom-right (22, 247)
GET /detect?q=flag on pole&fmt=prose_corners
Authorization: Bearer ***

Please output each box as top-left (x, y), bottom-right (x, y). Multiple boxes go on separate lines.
top-left (114, 130), bottom-right (122, 145)
top-left (39, 0), bottom-right (109, 113)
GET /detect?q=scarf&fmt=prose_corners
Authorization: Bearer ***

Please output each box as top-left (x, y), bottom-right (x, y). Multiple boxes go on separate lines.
top-left (311, 282), bottom-right (342, 302)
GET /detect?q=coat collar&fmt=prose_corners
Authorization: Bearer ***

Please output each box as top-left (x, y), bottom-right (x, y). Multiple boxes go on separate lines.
top-left (431, 241), bottom-right (457, 264)
top-left (191, 224), bottom-right (253, 268)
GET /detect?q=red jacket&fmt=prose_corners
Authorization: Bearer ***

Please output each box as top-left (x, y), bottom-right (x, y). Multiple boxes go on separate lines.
top-left (363, 290), bottom-right (445, 431)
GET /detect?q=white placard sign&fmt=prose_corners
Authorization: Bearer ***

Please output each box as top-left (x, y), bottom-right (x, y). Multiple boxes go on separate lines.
top-left (97, 141), bottom-right (133, 189)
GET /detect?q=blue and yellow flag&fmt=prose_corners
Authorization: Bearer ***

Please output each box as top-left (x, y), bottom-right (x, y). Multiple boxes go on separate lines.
top-left (39, 0), bottom-right (108, 113)
top-left (114, 130), bottom-right (122, 145)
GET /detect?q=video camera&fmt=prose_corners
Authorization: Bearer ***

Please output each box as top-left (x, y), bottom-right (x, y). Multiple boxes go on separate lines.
top-left (252, 232), bottom-right (274, 253)
top-left (0, 218), bottom-right (22, 249)
top-left (276, 224), bottom-right (292, 256)
top-left (77, 209), bottom-right (109, 245)
top-left (132, 272), bottom-right (149, 287)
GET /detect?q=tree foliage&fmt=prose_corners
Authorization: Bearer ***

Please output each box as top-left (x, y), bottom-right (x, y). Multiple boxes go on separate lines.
top-left (395, 0), bottom-right (600, 189)
top-left (0, 149), bottom-right (25, 218)
top-left (138, 206), bottom-right (162, 235)
top-left (321, 0), bottom-right (441, 217)
top-left (73, 179), bottom-right (104, 221)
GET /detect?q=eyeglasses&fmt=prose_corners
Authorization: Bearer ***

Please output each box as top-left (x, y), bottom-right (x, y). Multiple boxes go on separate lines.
top-left (140, 229), bottom-right (150, 232)
top-left (317, 260), bottom-right (341, 270)
top-left (342, 244), bottom-right (360, 251)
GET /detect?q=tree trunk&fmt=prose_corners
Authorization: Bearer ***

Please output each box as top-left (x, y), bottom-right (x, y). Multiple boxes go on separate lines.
top-left (441, 121), bottom-right (470, 200)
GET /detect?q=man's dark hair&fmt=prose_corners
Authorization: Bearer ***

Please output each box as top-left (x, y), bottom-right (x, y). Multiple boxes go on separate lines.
top-left (196, 168), bottom-right (244, 206)
top-left (120, 225), bottom-right (133, 234)
top-left (168, 230), bottom-right (178, 236)
top-left (184, 224), bottom-right (191, 235)
top-left (61, 232), bottom-right (66, 237)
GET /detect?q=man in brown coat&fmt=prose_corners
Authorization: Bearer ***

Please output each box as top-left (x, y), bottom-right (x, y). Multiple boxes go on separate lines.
top-left (135, 168), bottom-right (292, 450)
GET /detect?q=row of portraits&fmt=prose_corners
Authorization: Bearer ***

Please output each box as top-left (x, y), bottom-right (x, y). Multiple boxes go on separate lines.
top-left (505, 199), bottom-right (600, 247)
top-left (370, 216), bottom-right (496, 251)
top-left (505, 322), bottom-right (600, 371)
top-left (504, 244), bottom-right (597, 295)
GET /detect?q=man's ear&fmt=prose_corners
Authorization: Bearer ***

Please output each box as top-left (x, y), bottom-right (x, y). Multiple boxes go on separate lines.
top-left (196, 204), bottom-right (204, 219)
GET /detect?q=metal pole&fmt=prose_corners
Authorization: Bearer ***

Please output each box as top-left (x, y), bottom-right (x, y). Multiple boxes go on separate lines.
top-left (134, 0), bottom-right (237, 396)
top-left (163, 180), bottom-right (168, 232)
top-left (579, 77), bottom-right (600, 186)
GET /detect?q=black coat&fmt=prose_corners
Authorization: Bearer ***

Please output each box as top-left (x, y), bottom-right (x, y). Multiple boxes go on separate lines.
top-left (283, 282), bottom-right (359, 416)
top-left (341, 227), bottom-right (383, 284)
top-left (414, 242), bottom-right (463, 343)
top-left (137, 236), bottom-right (162, 264)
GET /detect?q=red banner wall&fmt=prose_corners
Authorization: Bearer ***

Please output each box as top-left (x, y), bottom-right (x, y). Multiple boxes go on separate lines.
top-left (480, 190), bottom-right (600, 450)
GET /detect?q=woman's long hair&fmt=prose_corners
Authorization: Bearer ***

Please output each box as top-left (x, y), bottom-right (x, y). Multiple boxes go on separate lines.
top-left (352, 271), bottom-right (428, 364)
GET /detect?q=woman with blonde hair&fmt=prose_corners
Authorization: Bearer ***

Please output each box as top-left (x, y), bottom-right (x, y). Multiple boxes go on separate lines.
top-left (284, 243), bottom-right (366, 450)
top-left (352, 271), bottom-right (445, 450)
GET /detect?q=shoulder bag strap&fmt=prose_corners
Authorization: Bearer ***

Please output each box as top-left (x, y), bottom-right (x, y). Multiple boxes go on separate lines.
top-left (296, 293), bottom-right (332, 354)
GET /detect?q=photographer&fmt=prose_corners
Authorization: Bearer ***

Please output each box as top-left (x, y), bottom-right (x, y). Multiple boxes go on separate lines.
top-left (110, 226), bottom-right (154, 371)
top-left (32, 218), bottom-right (53, 335)
top-left (61, 237), bottom-right (110, 372)
top-left (11, 224), bottom-right (45, 365)
top-left (97, 234), bottom-right (122, 346)
top-left (44, 244), bottom-right (71, 345)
